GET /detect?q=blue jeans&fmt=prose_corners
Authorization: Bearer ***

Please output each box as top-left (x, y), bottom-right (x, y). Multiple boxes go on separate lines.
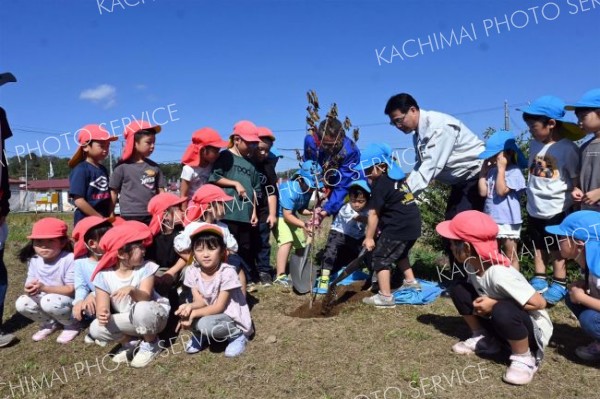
top-left (252, 222), bottom-right (272, 276)
top-left (565, 295), bottom-right (600, 340)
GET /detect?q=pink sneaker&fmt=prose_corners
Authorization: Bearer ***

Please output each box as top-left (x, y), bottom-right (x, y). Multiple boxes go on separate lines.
top-left (502, 353), bottom-right (538, 385)
top-left (56, 324), bottom-right (80, 344)
top-left (32, 323), bottom-right (58, 341)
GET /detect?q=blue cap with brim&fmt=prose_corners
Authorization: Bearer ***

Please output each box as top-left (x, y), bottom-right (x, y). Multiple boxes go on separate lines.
top-left (517, 95), bottom-right (586, 141)
top-left (546, 210), bottom-right (600, 277)
top-left (478, 130), bottom-right (528, 169)
top-left (349, 179), bottom-right (371, 194)
top-left (294, 160), bottom-right (324, 189)
top-left (565, 89), bottom-right (600, 110)
top-left (359, 143), bottom-right (406, 180)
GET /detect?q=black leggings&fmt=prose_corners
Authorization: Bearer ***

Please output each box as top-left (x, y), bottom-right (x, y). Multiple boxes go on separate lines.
top-left (450, 281), bottom-right (539, 350)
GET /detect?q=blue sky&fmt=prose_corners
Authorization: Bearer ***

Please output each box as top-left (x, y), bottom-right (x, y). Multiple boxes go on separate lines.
top-left (1, 0), bottom-right (599, 172)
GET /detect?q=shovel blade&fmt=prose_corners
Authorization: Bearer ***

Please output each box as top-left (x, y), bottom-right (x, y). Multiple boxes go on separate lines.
top-left (289, 243), bottom-right (313, 294)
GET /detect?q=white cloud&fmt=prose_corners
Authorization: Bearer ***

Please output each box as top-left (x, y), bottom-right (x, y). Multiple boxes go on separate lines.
top-left (79, 84), bottom-right (117, 109)
top-left (135, 84), bottom-right (147, 90)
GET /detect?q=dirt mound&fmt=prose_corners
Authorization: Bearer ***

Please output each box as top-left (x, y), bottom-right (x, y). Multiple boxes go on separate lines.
top-left (288, 282), bottom-right (372, 319)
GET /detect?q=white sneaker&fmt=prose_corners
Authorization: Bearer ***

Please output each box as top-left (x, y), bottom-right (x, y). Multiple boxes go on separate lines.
top-left (131, 340), bottom-right (161, 368)
top-left (84, 334), bottom-right (107, 347)
top-left (112, 339), bottom-right (139, 363)
top-left (362, 292), bottom-right (396, 308)
top-left (452, 334), bottom-right (500, 355)
top-left (503, 353), bottom-right (538, 385)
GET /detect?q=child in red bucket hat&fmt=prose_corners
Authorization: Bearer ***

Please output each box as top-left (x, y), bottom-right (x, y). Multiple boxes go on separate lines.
top-left (71, 216), bottom-right (113, 325)
top-left (175, 224), bottom-right (253, 357)
top-left (15, 218), bottom-right (80, 343)
top-left (145, 193), bottom-right (187, 295)
top-left (88, 220), bottom-right (170, 368)
top-left (436, 210), bottom-right (553, 386)
top-left (180, 127), bottom-right (229, 212)
top-left (68, 124), bottom-right (118, 226)
top-left (209, 120), bottom-right (261, 285)
top-left (109, 120), bottom-right (166, 225)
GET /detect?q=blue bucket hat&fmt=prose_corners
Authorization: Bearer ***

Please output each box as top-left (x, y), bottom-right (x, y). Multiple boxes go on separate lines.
top-left (565, 88), bottom-right (600, 110)
top-left (478, 130), bottom-right (528, 169)
top-left (546, 210), bottom-right (600, 277)
top-left (349, 179), bottom-right (371, 194)
top-left (359, 143), bottom-right (405, 180)
top-left (294, 160), bottom-right (323, 189)
top-left (517, 95), bottom-right (586, 141)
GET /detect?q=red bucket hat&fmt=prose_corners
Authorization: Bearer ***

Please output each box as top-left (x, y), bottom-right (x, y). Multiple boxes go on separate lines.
top-left (257, 126), bottom-right (276, 141)
top-left (181, 127), bottom-right (228, 167)
top-left (121, 120), bottom-right (161, 162)
top-left (147, 192), bottom-right (186, 236)
top-left (90, 220), bottom-right (153, 281)
top-left (72, 216), bottom-right (111, 258)
top-left (436, 211), bottom-right (510, 266)
top-left (28, 218), bottom-right (68, 240)
top-left (228, 120), bottom-right (260, 148)
top-left (185, 184), bottom-right (234, 225)
top-left (68, 124), bottom-right (118, 168)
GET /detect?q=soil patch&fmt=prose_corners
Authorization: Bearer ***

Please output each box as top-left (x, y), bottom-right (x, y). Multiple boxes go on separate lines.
top-left (288, 282), bottom-right (371, 319)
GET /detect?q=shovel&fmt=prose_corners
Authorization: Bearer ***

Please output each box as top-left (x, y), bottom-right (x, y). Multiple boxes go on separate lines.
top-left (289, 234), bottom-right (314, 294)
top-left (321, 248), bottom-right (368, 315)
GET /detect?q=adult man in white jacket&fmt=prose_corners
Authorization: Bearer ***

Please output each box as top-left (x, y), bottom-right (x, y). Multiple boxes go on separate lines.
top-left (384, 93), bottom-right (485, 270)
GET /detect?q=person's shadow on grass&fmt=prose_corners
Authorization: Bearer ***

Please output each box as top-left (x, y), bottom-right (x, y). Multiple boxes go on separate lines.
top-left (2, 311), bottom-right (33, 333)
top-left (549, 322), bottom-right (600, 368)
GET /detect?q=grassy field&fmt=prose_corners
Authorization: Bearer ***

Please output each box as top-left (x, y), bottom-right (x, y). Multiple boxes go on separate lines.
top-left (0, 213), bottom-right (599, 399)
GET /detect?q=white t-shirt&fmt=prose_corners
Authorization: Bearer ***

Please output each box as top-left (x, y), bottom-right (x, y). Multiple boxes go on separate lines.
top-left (26, 251), bottom-right (74, 288)
top-left (467, 265), bottom-right (553, 348)
top-left (330, 203), bottom-right (367, 240)
top-left (180, 165), bottom-right (212, 200)
top-left (173, 221), bottom-right (238, 254)
top-left (526, 139), bottom-right (579, 219)
top-left (93, 261), bottom-right (168, 314)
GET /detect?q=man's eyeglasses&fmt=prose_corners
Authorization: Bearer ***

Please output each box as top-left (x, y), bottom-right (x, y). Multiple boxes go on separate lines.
top-left (389, 114), bottom-right (408, 126)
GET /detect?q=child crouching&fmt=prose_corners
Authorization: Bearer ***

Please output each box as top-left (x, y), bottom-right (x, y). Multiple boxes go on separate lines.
top-left (175, 225), bottom-right (253, 357)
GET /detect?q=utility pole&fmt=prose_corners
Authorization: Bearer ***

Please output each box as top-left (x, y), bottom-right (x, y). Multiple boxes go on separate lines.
top-left (504, 100), bottom-right (510, 131)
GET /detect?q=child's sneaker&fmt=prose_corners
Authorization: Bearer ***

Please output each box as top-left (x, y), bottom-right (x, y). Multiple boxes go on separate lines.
top-left (313, 275), bottom-right (330, 295)
top-left (185, 334), bottom-right (205, 354)
top-left (112, 339), bottom-right (140, 363)
top-left (56, 323), bottom-right (80, 344)
top-left (399, 280), bottom-right (422, 291)
top-left (575, 341), bottom-right (600, 361)
top-left (259, 272), bottom-right (272, 286)
top-left (224, 334), bottom-right (248, 358)
top-left (84, 333), bottom-right (107, 347)
top-left (273, 274), bottom-right (290, 287)
top-left (362, 292), bottom-right (396, 308)
top-left (529, 276), bottom-right (548, 293)
top-left (0, 330), bottom-right (16, 347)
top-left (32, 322), bottom-right (58, 342)
top-left (543, 282), bottom-right (567, 305)
top-left (502, 352), bottom-right (538, 385)
top-left (131, 340), bottom-right (161, 368)
top-left (246, 282), bottom-right (258, 293)
top-left (452, 334), bottom-right (500, 355)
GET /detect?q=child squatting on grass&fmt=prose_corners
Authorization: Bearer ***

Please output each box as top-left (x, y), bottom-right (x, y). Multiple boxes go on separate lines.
top-left (546, 210), bottom-right (600, 361)
top-left (175, 224), bottom-right (253, 357)
top-left (15, 218), bottom-right (78, 343)
top-left (89, 221), bottom-right (170, 368)
top-left (437, 211), bottom-right (553, 386)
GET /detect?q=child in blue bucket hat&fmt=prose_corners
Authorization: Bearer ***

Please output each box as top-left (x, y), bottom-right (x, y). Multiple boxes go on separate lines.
top-left (566, 89), bottom-right (600, 211)
top-left (546, 210), bottom-right (600, 361)
top-left (358, 143), bottom-right (421, 307)
top-left (273, 160), bottom-right (323, 287)
top-left (314, 179), bottom-right (371, 294)
top-left (517, 96), bottom-right (582, 305)
top-left (477, 130), bottom-right (527, 269)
